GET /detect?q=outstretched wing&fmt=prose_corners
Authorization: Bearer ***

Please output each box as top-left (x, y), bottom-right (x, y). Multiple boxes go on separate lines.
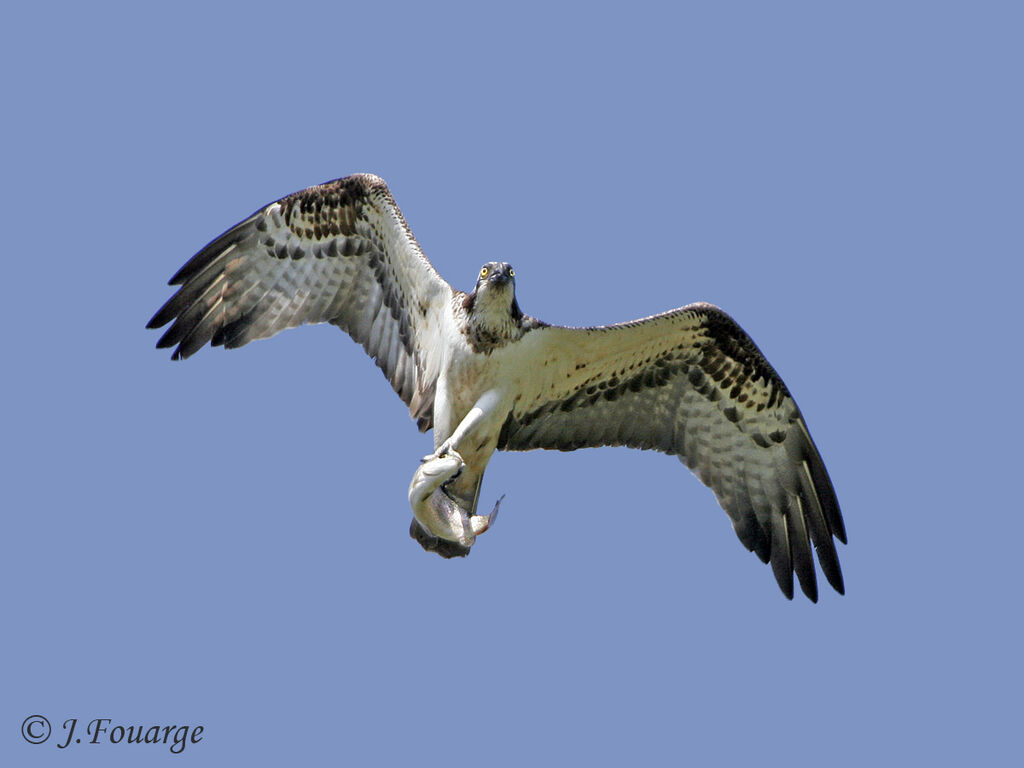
top-left (148, 174), bottom-right (454, 429)
top-left (499, 303), bottom-right (846, 601)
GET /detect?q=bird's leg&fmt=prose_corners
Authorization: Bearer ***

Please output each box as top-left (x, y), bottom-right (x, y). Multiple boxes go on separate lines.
top-left (410, 390), bottom-right (506, 550)
top-left (429, 389), bottom-right (505, 462)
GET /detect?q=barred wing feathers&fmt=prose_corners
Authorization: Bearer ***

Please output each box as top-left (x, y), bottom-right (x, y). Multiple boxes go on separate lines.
top-left (148, 174), bottom-right (453, 429)
top-left (499, 303), bottom-right (846, 601)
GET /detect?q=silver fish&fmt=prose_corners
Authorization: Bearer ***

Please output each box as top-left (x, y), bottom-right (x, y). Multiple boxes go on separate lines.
top-left (408, 449), bottom-right (501, 548)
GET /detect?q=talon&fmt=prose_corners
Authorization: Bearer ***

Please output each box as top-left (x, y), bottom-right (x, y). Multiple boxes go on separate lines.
top-left (419, 446), bottom-right (466, 488)
top-left (422, 445), bottom-right (464, 465)
top-left (439, 444), bottom-right (463, 464)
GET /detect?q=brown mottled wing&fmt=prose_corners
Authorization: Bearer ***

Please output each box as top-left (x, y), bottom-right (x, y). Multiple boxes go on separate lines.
top-left (148, 174), bottom-right (453, 429)
top-left (498, 303), bottom-right (846, 601)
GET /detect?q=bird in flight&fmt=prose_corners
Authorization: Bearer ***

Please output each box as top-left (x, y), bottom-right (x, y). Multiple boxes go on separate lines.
top-left (149, 174), bottom-right (846, 601)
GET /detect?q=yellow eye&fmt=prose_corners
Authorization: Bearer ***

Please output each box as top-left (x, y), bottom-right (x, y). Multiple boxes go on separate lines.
top-left (480, 267), bottom-right (489, 278)
top-left (508, 268), bottom-right (515, 277)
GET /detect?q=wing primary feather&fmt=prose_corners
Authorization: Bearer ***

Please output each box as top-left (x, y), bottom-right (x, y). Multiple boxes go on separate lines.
top-left (214, 287), bottom-right (286, 350)
top-left (797, 462), bottom-right (845, 595)
top-left (788, 492), bottom-right (819, 602)
top-left (154, 274), bottom-right (229, 351)
top-left (732, 508), bottom-right (771, 563)
top-left (720, 475), bottom-right (771, 562)
top-left (795, 421), bottom-right (846, 544)
top-left (770, 510), bottom-right (794, 600)
top-left (149, 253), bottom-right (234, 331)
top-left (166, 214), bottom-right (260, 286)
top-left (214, 315), bottom-right (252, 350)
top-left (174, 296), bottom-right (228, 360)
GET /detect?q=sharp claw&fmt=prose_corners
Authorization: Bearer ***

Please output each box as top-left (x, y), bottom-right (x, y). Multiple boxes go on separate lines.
top-left (441, 445), bottom-right (464, 463)
top-left (420, 446), bottom-right (466, 488)
top-left (423, 445), bottom-right (464, 464)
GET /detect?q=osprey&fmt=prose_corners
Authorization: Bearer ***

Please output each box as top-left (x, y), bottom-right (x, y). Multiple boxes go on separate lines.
top-left (149, 174), bottom-right (846, 601)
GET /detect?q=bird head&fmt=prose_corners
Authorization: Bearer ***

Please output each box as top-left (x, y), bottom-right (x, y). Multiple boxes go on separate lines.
top-left (463, 262), bottom-right (522, 322)
top-left (475, 261), bottom-right (516, 292)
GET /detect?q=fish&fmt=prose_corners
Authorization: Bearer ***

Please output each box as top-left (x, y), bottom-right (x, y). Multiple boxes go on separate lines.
top-left (407, 449), bottom-right (501, 551)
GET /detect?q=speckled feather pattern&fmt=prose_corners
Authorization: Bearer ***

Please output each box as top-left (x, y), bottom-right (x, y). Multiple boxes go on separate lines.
top-left (497, 306), bottom-right (845, 600)
top-left (148, 174), bottom-right (452, 430)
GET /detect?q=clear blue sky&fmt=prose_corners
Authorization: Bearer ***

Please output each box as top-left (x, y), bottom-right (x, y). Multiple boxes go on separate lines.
top-left (3, 2), bottom-right (1021, 766)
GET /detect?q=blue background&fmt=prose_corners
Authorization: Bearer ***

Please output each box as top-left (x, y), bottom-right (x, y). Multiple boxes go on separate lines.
top-left (4, 2), bottom-right (1021, 765)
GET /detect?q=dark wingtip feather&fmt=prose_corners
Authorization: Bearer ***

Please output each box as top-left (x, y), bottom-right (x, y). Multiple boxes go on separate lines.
top-left (176, 324), bottom-right (217, 360)
top-left (167, 214), bottom-right (259, 286)
top-left (785, 495), bottom-right (818, 603)
top-left (147, 294), bottom-right (183, 330)
top-left (792, 461), bottom-right (844, 599)
top-left (799, 576), bottom-right (819, 603)
top-left (149, 212), bottom-right (263, 348)
top-left (795, 555), bottom-right (819, 602)
top-left (155, 326), bottom-right (182, 350)
top-left (217, 315), bottom-right (255, 349)
top-left (156, 323), bottom-right (201, 359)
top-left (834, 520), bottom-right (848, 546)
top-left (770, 516), bottom-right (794, 600)
top-left (802, 433), bottom-right (846, 545)
top-left (790, 421), bottom-right (848, 595)
top-left (823, 559), bottom-right (845, 595)
top-left (777, 577), bottom-right (795, 601)
top-left (814, 539), bottom-right (845, 595)
top-left (733, 513), bottom-right (771, 563)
